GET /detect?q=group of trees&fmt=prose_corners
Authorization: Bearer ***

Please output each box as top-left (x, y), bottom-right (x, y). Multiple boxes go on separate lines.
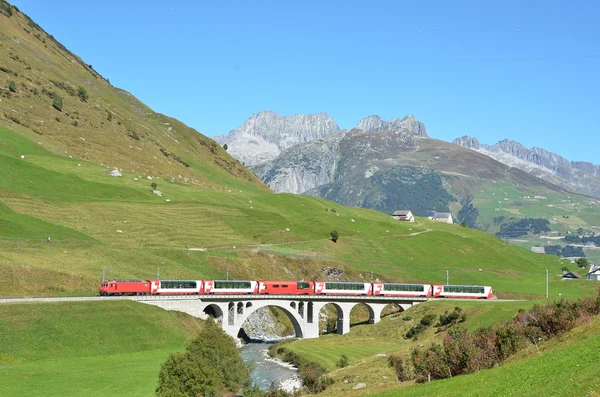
top-left (565, 234), bottom-right (600, 246)
top-left (544, 245), bottom-right (585, 258)
top-left (156, 321), bottom-right (250, 397)
top-left (456, 195), bottom-right (479, 228)
top-left (496, 218), bottom-right (551, 238)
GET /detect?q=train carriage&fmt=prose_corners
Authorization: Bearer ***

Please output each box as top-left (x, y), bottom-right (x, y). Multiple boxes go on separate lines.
top-left (258, 281), bottom-right (315, 295)
top-left (374, 283), bottom-right (432, 297)
top-left (433, 284), bottom-right (493, 299)
top-left (204, 280), bottom-right (258, 295)
top-left (150, 280), bottom-right (203, 295)
top-left (315, 281), bottom-right (372, 295)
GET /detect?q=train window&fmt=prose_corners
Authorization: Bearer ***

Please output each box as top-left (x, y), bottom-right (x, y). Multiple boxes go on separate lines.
top-left (161, 281), bottom-right (196, 289)
top-left (274, 284), bottom-right (280, 288)
top-left (443, 286), bottom-right (485, 294)
top-left (297, 282), bottom-right (310, 289)
top-left (282, 285), bottom-right (288, 288)
top-left (383, 284), bottom-right (425, 292)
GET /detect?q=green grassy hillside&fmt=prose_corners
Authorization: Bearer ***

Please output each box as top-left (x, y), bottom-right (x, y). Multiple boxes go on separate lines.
top-left (274, 299), bottom-right (599, 397)
top-left (0, 301), bottom-right (204, 397)
top-left (0, 2), bottom-right (262, 189)
top-left (0, 2), bottom-right (596, 301)
top-left (370, 316), bottom-right (600, 397)
top-left (0, 124), bottom-right (596, 300)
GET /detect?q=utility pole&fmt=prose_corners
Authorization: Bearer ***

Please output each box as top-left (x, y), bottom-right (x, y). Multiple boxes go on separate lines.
top-left (226, 264), bottom-right (229, 281)
top-left (446, 270), bottom-right (449, 286)
top-left (157, 266), bottom-right (160, 280)
top-left (370, 271), bottom-right (374, 282)
top-left (546, 269), bottom-right (548, 299)
top-left (102, 267), bottom-right (105, 282)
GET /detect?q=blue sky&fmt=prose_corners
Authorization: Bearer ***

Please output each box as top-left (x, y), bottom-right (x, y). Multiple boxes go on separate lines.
top-left (11, 0), bottom-right (599, 163)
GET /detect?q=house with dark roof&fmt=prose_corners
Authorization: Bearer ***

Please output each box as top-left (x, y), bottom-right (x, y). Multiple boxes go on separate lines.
top-left (429, 211), bottom-right (453, 224)
top-left (562, 271), bottom-right (583, 280)
top-left (392, 210), bottom-right (414, 222)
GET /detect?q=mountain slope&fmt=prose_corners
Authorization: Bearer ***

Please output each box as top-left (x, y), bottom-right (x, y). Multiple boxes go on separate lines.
top-left (254, 126), bottom-right (565, 217)
top-left (0, 2), bottom-right (262, 190)
top-left (453, 136), bottom-right (600, 199)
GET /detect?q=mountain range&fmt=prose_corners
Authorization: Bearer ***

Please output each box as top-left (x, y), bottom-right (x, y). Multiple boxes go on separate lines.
top-left (452, 136), bottom-right (600, 198)
top-left (218, 111), bottom-right (599, 201)
top-left (214, 112), bottom-right (427, 166)
top-left (216, 111), bottom-right (600, 232)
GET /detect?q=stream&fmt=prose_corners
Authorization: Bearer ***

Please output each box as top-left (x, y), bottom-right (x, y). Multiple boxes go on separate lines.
top-left (240, 342), bottom-right (302, 392)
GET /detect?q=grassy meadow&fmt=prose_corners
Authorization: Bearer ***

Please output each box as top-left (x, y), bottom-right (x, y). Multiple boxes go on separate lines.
top-left (0, 300), bottom-right (203, 397)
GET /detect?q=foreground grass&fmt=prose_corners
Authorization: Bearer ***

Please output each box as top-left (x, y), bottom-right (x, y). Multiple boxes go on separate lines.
top-left (0, 301), bottom-right (203, 396)
top-left (0, 350), bottom-right (173, 397)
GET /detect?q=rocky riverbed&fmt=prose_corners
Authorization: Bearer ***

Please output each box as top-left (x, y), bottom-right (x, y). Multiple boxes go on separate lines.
top-left (240, 342), bottom-right (302, 392)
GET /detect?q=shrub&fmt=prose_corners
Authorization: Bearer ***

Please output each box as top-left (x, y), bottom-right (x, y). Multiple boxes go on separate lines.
top-left (151, 182), bottom-right (157, 190)
top-left (405, 323), bottom-right (427, 340)
top-left (338, 354), bottom-right (349, 368)
top-left (330, 230), bottom-right (339, 243)
top-left (420, 313), bottom-right (436, 326)
top-left (77, 86), bottom-right (88, 102)
top-left (52, 94), bottom-right (63, 111)
top-left (388, 355), bottom-right (413, 382)
top-left (576, 258), bottom-right (589, 269)
top-left (402, 315), bottom-right (413, 321)
top-left (106, 110), bottom-right (113, 121)
top-left (223, 143), bottom-right (228, 151)
top-left (437, 307), bottom-right (465, 328)
top-left (8, 80), bottom-right (16, 93)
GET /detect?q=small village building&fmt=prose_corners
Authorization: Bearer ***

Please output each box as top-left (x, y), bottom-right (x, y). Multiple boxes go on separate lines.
top-left (562, 271), bottom-right (583, 280)
top-left (531, 246), bottom-right (545, 254)
top-left (392, 210), bottom-right (415, 222)
top-left (588, 265), bottom-right (600, 281)
top-left (429, 211), bottom-right (453, 224)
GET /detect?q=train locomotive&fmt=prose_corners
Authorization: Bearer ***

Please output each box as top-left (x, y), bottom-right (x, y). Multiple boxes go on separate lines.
top-left (99, 280), bottom-right (493, 299)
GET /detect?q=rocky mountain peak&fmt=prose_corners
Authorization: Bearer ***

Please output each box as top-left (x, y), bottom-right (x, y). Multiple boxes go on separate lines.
top-left (452, 136), bottom-right (481, 149)
top-left (355, 115), bottom-right (428, 137)
top-left (214, 111), bottom-right (340, 166)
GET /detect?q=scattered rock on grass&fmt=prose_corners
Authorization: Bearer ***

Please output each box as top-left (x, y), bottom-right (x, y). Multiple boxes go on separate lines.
top-left (352, 383), bottom-right (366, 390)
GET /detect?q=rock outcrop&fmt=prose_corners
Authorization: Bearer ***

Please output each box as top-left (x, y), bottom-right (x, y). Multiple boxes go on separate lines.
top-left (215, 111), bottom-right (428, 167)
top-left (214, 111), bottom-right (340, 166)
top-left (356, 115), bottom-right (428, 137)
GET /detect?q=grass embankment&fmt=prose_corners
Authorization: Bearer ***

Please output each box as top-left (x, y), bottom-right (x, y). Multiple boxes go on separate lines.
top-left (0, 300), bottom-right (203, 397)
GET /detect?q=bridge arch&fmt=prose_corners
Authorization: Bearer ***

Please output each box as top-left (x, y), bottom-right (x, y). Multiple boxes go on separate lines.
top-left (318, 302), bottom-right (344, 334)
top-left (202, 303), bottom-right (224, 324)
top-left (349, 302), bottom-right (376, 326)
top-left (235, 301), bottom-right (304, 339)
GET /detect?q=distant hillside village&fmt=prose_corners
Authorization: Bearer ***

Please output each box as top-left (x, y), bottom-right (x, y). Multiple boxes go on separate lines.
top-left (391, 210), bottom-right (599, 280)
top-left (391, 210), bottom-right (453, 224)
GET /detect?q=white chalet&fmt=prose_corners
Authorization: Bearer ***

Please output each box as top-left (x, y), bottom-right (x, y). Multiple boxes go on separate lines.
top-left (392, 210), bottom-right (415, 222)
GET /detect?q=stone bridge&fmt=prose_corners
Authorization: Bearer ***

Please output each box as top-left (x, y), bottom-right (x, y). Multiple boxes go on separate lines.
top-left (140, 295), bottom-right (426, 339)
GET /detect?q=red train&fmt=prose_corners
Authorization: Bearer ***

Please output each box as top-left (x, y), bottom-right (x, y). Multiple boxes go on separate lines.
top-left (99, 280), bottom-right (493, 299)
